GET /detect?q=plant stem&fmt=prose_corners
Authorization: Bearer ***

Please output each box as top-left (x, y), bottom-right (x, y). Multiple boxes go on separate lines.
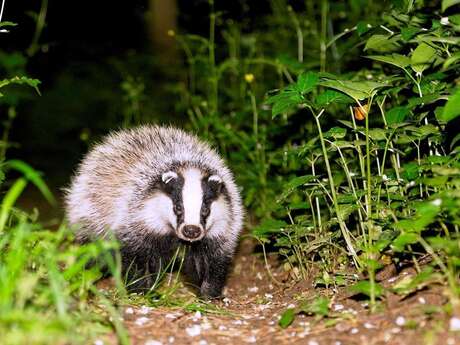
top-left (312, 108), bottom-right (359, 267)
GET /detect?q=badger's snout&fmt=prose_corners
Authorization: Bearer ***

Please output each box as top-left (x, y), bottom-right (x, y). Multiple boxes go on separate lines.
top-left (179, 224), bottom-right (204, 241)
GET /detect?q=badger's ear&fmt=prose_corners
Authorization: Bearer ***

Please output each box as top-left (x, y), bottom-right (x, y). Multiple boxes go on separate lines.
top-left (162, 171), bottom-right (178, 184)
top-left (208, 174), bottom-right (223, 193)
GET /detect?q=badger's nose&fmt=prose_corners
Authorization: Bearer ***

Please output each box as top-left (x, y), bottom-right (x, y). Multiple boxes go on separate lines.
top-left (182, 225), bottom-right (202, 240)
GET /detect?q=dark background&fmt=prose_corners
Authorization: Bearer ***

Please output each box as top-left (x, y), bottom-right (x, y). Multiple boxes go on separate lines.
top-left (2, 0), bottom-right (270, 188)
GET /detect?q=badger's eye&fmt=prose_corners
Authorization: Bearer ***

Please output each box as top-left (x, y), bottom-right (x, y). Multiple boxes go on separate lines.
top-left (201, 206), bottom-right (210, 218)
top-left (174, 204), bottom-right (183, 215)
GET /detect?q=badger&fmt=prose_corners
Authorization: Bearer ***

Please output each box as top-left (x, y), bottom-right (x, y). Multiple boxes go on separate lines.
top-left (65, 125), bottom-right (243, 298)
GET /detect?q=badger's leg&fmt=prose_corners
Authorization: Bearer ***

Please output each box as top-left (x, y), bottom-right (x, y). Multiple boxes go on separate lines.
top-left (120, 233), bottom-right (179, 292)
top-left (185, 239), bottom-right (233, 298)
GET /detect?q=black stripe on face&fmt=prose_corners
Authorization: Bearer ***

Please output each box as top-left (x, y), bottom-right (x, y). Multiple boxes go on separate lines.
top-left (148, 171), bottom-right (185, 227)
top-left (200, 176), bottom-right (225, 228)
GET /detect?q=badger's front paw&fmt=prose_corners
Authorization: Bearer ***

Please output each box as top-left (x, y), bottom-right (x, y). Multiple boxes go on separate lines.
top-left (199, 280), bottom-right (224, 299)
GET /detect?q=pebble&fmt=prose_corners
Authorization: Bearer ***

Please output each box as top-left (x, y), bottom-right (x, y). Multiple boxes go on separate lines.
top-left (218, 325), bottom-right (227, 331)
top-left (256, 272), bottom-right (263, 280)
top-left (185, 325), bottom-right (202, 337)
top-left (395, 316), bottom-right (405, 326)
top-left (449, 317), bottom-right (460, 331)
top-left (248, 286), bottom-right (259, 293)
top-left (418, 297), bottom-right (426, 304)
top-left (246, 335), bottom-right (257, 343)
top-left (168, 336), bottom-right (175, 343)
top-left (140, 306), bottom-right (152, 315)
top-left (125, 307), bottom-right (134, 315)
top-left (333, 304), bottom-right (344, 311)
top-left (308, 340), bottom-right (319, 345)
top-left (364, 322), bottom-right (376, 329)
top-left (350, 328), bottom-right (359, 334)
top-left (145, 340), bottom-right (162, 345)
top-left (390, 327), bottom-right (401, 334)
top-left (135, 317), bottom-right (150, 326)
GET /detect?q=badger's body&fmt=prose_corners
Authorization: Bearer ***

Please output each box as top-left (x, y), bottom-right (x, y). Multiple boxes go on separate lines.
top-left (65, 125), bottom-right (243, 298)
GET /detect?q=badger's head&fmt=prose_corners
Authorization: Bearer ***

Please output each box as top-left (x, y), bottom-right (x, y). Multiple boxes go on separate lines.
top-left (137, 167), bottom-right (228, 242)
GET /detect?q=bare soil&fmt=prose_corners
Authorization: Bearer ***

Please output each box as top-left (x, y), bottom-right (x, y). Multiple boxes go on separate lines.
top-left (104, 239), bottom-right (460, 345)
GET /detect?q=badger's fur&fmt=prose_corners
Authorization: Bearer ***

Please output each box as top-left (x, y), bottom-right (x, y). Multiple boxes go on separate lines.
top-left (65, 125), bottom-right (243, 298)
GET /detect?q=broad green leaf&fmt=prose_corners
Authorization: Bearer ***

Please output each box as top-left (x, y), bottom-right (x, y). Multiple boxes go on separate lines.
top-left (350, 280), bottom-right (383, 297)
top-left (279, 175), bottom-right (316, 200)
top-left (0, 76), bottom-right (41, 95)
top-left (442, 0), bottom-right (460, 12)
top-left (266, 90), bottom-right (303, 117)
top-left (392, 268), bottom-right (437, 295)
top-left (385, 106), bottom-right (409, 124)
top-left (251, 219), bottom-right (287, 237)
top-left (324, 127), bottom-right (347, 139)
top-left (366, 54), bottom-right (411, 69)
top-left (319, 79), bottom-right (387, 101)
top-left (296, 72), bottom-right (318, 94)
top-left (364, 35), bottom-right (399, 52)
top-left (315, 90), bottom-right (353, 106)
top-left (439, 88), bottom-right (460, 122)
top-left (411, 43), bottom-right (437, 74)
top-left (0, 21), bottom-right (17, 28)
top-left (356, 21), bottom-right (372, 36)
top-left (401, 26), bottom-right (420, 41)
top-left (391, 232), bottom-right (419, 252)
top-left (299, 296), bottom-right (330, 316)
top-left (368, 128), bottom-right (387, 141)
top-left (279, 308), bottom-right (296, 328)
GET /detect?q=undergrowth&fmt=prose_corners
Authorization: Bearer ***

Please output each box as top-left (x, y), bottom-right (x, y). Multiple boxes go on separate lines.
top-left (2, 0), bottom-right (460, 343)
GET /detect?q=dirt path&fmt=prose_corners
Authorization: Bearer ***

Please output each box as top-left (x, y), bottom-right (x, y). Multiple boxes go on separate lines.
top-left (107, 239), bottom-right (459, 345)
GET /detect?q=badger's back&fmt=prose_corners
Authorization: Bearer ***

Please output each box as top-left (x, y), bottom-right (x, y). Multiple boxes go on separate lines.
top-left (65, 125), bottom-right (243, 246)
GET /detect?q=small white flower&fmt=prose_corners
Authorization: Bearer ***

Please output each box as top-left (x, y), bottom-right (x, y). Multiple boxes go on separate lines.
top-left (441, 17), bottom-right (450, 25)
top-left (450, 317), bottom-right (460, 331)
top-left (395, 316), bottom-right (406, 326)
top-left (185, 325), bottom-right (201, 337)
top-left (135, 317), bottom-right (150, 326)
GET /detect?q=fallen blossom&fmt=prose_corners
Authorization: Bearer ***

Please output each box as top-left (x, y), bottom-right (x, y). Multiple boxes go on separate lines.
top-left (450, 317), bottom-right (460, 331)
top-left (185, 325), bottom-right (201, 337)
top-left (135, 317), bottom-right (150, 326)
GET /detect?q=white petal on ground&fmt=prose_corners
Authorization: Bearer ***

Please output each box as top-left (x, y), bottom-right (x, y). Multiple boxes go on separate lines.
top-left (125, 307), bottom-right (134, 315)
top-left (395, 316), bottom-right (406, 326)
top-left (185, 324), bottom-right (202, 337)
top-left (135, 317), bottom-right (150, 326)
top-left (145, 340), bottom-right (163, 345)
top-left (450, 317), bottom-right (460, 331)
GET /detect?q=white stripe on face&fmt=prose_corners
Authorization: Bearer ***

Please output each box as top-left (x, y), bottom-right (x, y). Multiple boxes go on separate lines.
top-left (182, 168), bottom-right (203, 226)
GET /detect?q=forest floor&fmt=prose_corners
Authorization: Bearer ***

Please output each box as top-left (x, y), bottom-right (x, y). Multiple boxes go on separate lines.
top-left (97, 238), bottom-right (460, 345)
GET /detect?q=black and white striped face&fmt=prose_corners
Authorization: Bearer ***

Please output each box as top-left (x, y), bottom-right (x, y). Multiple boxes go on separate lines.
top-left (140, 167), bottom-right (227, 242)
